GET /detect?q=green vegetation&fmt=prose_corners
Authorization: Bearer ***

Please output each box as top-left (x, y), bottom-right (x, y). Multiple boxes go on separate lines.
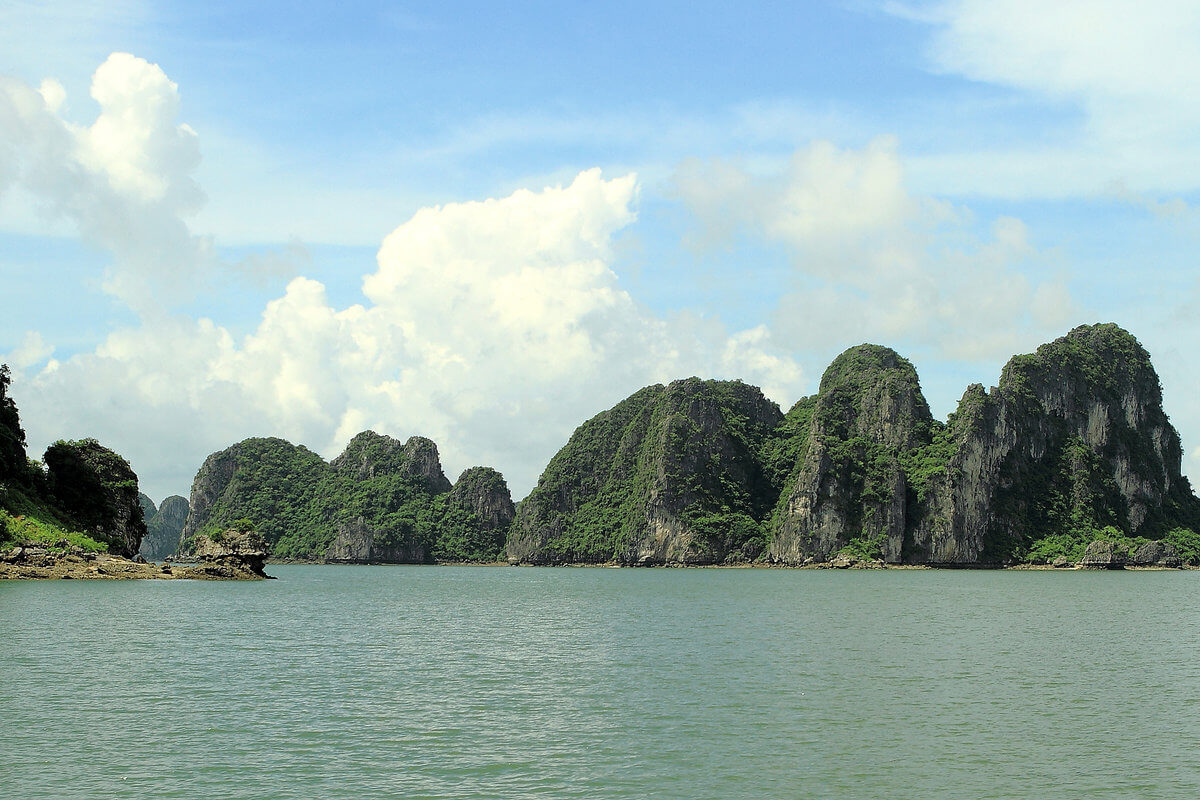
top-left (1001, 323), bottom-right (1157, 404)
top-left (0, 509), bottom-right (108, 553)
top-left (900, 419), bottom-right (958, 503)
top-left (515, 379), bottom-right (786, 563)
top-left (1, 365), bottom-right (144, 557)
top-left (186, 434), bottom-right (512, 562)
top-left (1163, 527), bottom-right (1200, 566)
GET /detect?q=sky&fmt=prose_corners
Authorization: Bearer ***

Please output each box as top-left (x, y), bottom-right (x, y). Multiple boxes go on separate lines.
top-left (3, 0), bottom-right (1200, 503)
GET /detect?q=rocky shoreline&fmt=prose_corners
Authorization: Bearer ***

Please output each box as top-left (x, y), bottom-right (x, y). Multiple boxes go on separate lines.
top-left (0, 548), bottom-right (267, 580)
top-left (0, 529), bottom-right (274, 581)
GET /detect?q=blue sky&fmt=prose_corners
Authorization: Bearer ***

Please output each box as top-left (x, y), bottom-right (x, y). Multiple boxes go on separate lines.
top-left (3, 0), bottom-right (1200, 502)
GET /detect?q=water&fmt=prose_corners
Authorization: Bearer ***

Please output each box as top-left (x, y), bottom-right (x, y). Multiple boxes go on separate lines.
top-left (3, 566), bottom-right (1200, 799)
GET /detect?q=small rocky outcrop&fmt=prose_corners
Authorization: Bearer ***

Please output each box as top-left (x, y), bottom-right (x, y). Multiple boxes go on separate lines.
top-left (0, 542), bottom-right (265, 581)
top-left (323, 517), bottom-right (427, 563)
top-left (191, 529), bottom-right (271, 578)
top-left (1078, 540), bottom-right (1128, 569)
top-left (1130, 540), bottom-right (1182, 568)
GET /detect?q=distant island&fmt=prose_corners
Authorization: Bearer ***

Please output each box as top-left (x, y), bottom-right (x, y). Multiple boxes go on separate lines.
top-left (4, 323), bottom-right (1200, 576)
top-left (178, 323), bottom-right (1200, 569)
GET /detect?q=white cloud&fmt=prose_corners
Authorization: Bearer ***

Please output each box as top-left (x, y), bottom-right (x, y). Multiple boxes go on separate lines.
top-left (3, 332), bottom-right (54, 371)
top-left (675, 138), bottom-right (1074, 362)
top-left (894, 0), bottom-right (1200, 196)
top-left (10, 170), bottom-right (807, 501)
top-left (0, 54), bottom-right (306, 312)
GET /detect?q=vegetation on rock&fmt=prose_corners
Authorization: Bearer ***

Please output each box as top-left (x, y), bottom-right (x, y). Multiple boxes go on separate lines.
top-left (509, 378), bottom-right (789, 564)
top-left (1, 366), bottom-right (147, 558)
top-left (182, 432), bottom-right (515, 562)
top-left (507, 324), bottom-right (1200, 567)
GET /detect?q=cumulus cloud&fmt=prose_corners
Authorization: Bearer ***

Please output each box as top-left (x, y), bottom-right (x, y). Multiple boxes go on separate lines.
top-left (0, 53), bottom-right (305, 312)
top-left (674, 138), bottom-right (1075, 361)
top-left (891, 0), bottom-right (1200, 195)
top-left (11, 170), bottom-right (807, 500)
top-left (3, 332), bottom-right (54, 371)
top-left (0, 53), bottom-right (210, 310)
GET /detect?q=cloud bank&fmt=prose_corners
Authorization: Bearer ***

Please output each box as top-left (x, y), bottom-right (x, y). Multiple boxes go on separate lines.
top-left (6, 95), bottom-right (806, 498)
top-left (674, 137), bottom-right (1075, 362)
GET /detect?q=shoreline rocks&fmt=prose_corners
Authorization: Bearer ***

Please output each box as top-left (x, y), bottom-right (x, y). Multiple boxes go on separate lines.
top-left (1, 530), bottom-right (273, 580)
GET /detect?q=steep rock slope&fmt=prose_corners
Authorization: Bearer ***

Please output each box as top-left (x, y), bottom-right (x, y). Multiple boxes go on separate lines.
top-left (769, 345), bottom-right (935, 563)
top-left (907, 324), bottom-right (1200, 563)
top-left (508, 378), bottom-right (783, 564)
top-left (181, 437), bottom-right (329, 556)
top-left (42, 439), bottom-right (147, 558)
top-left (139, 495), bottom-right (190, 560)
top-left (1, 365), bottom-right (148, 558)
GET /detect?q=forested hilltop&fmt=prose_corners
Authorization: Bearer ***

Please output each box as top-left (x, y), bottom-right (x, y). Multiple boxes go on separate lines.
top-left (0, 365), bottom-right (147, 558)
top-left (510, 324), bottom-right (1200, 566)
top-left (181, 431), bottom-right (514, 562)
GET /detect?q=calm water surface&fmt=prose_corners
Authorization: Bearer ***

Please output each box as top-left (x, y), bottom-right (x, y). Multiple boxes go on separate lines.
top-left (3, 566), bottom-right (1200, 799)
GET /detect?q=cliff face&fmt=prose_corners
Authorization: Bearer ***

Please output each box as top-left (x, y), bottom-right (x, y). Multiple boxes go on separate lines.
top-left (43, 439), bottom-right (147, 558)
top-left (139, 495), bottom-right (190, 561)
top-left (507, 378), bottom-right (783, 564)
top-left (509, 324), bottom-right (1200, 567)
top-left (180, 437), bottom-right (328, 554)
top-left (182, 431), bottom-right (512, 562)
top-left (330, 431), bottom-right (453, 493)
top-left (907, 324), bottom-right (1200, 563)
top-left (769, 345), bottom-right (934, 564)
top-left (436, 467), bottom-right (515, 561)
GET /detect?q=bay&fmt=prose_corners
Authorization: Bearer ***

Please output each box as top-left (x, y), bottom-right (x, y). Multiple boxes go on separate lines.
top-left (3, 566), bottom-right (1200, 799)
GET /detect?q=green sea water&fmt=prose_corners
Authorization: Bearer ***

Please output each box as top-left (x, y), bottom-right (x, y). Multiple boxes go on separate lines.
top-left (3, 566), bottom-right (1200, 799)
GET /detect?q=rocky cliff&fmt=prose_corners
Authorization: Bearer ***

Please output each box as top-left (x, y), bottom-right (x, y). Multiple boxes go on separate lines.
top-left (905, 324), bottom-right (1200, 564)
top-left (507, 324), bottom-right (1200, 567)
top-left (42, 439), bottom-right (147, 558)
top-left (508, 378), bottom-right (784, 564)
top-left (139, 495), bottom-right (190, 561)
top-left (331, 431), bottom-right (453, 493)
top-left (182, 431), bottom-right (514, 562)
top-left (1, 366), bottom-right (151, 560)
top-left (770, 345), bottom-right (934, 564)
top-left (436, 467), bottom-right (515, 561)
top-left (180, 437), bottom-right (328, 555)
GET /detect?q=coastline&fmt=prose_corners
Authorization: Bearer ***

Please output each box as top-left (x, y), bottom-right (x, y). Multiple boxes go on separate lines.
top-left (5, 551), bottom-right (1188, 580)
top-left (0, 547), bottom-right (269, 581)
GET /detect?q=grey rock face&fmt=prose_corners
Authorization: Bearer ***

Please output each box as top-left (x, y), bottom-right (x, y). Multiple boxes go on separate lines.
top-left (180, 444), bottom-right (245, 546)
top-left (909, 324), bottom-right (1199, 564)
top-left (1078, 540), bottom-right (1127, 569)
top-left (192, 529), bottom-right (271, 578)
top-left (1130, 540), bottom-right (1182, 567)
top-left (508, 378), bottom-right (782, 565)
top-left (139, 495), bottom-right (189, 561)
top-left (331, 431), bottom-right (452, 493)
top-left (770, 345), bottom-right (932, 564)
top-left (448, 467), bottom-right (515, 532)
top-left (323, 516), bottom-right (428, 563)
top-left (138, 493), bottom-right (157, 518)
